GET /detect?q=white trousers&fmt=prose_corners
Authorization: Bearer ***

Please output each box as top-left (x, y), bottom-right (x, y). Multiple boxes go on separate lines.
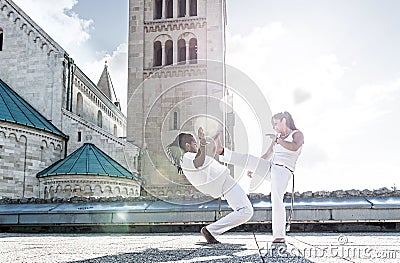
top-left (207, 177), bottom-right (253, 237)
top-left (220, 149), bottom-right (292, 239)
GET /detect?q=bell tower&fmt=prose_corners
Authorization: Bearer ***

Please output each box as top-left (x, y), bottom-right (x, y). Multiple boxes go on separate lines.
top-left (127, 0), bottom-right (229, 197)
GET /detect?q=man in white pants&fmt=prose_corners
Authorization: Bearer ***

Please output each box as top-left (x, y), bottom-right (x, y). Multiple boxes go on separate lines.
top-left (167, 128), bottom-right (253, 244)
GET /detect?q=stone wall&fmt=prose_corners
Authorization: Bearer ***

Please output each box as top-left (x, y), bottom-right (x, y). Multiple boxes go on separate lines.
top-left (127, 0), bottom-right (145, 144)
top-left (0, 0), bottom-right (66, 128)
top-left (0, 0), bottom-right (128, 156)
top-left (1, 187), bottom-right (399, 205)
top-left (142, 17), bottom-right (207, 68)
top-left (139, 71), bottom-right (223, 190)
top-left (71, 68), bottom-right (126, 138)
top-left (0, 121), bottom-right (65, 198)
top-left (62, 109), bottom-right (140, 173)
top-left (0, 0), bottom-right (143, 200)
top-left (127, 0), bottom-right (225, 196)
top-left (38, 175), bottom-right (141, 199)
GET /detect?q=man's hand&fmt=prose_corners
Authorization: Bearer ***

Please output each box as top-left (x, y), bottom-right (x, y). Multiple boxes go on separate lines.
top-left (247, 171), bottom-right (253, 178)
top-left (198, 127), bottom-right (208, 147)
top-left (198, 127), bottom-right (205, 140)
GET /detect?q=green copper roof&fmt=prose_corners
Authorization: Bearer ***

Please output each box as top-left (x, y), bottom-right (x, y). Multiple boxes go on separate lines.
top-left (37, 143), bottom-right (140, 180)
top-left (0, 78), bottom-right (66, 138)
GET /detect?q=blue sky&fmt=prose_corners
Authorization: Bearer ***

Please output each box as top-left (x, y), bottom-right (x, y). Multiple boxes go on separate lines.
top-left (12, 0), bottom-right (400, 192)
top-left (71, 0), bottom-right (128, 60)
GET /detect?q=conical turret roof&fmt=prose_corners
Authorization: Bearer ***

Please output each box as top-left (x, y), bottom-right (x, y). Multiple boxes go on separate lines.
top-left (96, 62), bottom-right (120, 111)
top-left (37, 143), bottom-right (140, 180)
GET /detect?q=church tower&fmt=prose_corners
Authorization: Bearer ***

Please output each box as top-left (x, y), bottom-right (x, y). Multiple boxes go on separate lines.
top-left (127, 0), bottom-right (229, 197)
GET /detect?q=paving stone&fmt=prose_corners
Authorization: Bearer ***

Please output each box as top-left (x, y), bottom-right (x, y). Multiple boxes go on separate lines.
top-left (0, 232), bottom-right (399, 262)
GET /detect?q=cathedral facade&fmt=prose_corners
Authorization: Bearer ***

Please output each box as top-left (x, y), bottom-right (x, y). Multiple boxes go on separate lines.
top-left (0, 0), bottom-right (141, 199)
top-left (1, 0), bottom-right (230, 200)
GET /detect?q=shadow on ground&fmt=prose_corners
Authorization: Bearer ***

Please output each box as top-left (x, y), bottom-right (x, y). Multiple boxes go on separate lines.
top-left (262, 245), bottom-right (315, 263)
top-left (68, 242), bottom-right (314, 263)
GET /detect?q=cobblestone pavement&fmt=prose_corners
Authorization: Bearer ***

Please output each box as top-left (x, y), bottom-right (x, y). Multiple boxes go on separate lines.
top-left (0, 232), bottom-right (399, 262)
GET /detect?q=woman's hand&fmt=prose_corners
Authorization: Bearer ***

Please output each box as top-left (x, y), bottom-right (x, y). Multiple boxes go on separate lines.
top-left (247, 171), bottom-right (253, 178)
top-left (265, 133), bottom-right (276, 140)
top-left (266, 133), bottom-right (279, 144)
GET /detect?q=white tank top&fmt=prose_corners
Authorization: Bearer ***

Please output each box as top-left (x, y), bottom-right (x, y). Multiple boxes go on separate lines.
top-left (272, 130), bottom-right (302, 171)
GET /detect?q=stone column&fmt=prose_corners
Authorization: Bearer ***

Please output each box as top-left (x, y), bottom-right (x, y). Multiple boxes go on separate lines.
top-left (186, 43), bottom-right (190, 62)
top-left (162, 0), bottom-right (166, 19)
top-left (174, 43), bottom-right (178, 64)
top-left (173, 0), bottom-right (178, 18)
top-left (162, 43), bottom-right (166, 65)
top-left (186, 0), bottom-right (190, 17)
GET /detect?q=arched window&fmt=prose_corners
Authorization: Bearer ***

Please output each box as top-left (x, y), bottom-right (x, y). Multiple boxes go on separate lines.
top-left (76, 92), bottom-right (83, 116)
top-left (177, 39), bottom-right (186, 64)
top-left (113, 124), bottom-right (117, 136)
top-left (153, 41), bottom-right (162, 67)
top-left (173, 111), bottom-right (179, 130)
top-left (165, 0), bottom-right (173, 18)
top-left (189, 0), bottom-right (197, 16)
top-left (178, 0), bottom-right (186, 17)
top-left (165, 40), bottom-right (173, 65)
top-left (97, 110), bottom-right (102, 128)
top-left (154, 0), bottom-right (162, 19)
top-left (0, 27), bottom-right (3, 51)
top-left (189, 38), bottom-right (197, 63)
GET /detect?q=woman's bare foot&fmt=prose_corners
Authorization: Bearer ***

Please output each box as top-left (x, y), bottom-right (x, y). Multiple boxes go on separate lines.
top-left (213, 133), bottom-right (224, 155)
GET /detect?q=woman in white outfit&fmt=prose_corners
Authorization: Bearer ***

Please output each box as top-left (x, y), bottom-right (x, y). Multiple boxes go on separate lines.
top-left (216, 111), bottom-right (304, 244)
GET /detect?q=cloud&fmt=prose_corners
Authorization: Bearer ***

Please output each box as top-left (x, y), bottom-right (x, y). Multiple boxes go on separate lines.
top-left (355, 78), bottom-right (400, 106)
top-left (293, 88), bottom-right (311, 104)
top-left (13, 0), bottom-right (128, 114)
top-left (225, 21), bottom-right (400, 191)
top-left (226, 22), bottom-right (286, 80)
top-left (226, 23), bottom-right (349, 111)
top-left (13, 0), bottom-right (93, 50)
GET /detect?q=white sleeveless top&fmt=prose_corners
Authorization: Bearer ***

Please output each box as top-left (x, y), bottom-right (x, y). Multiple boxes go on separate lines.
top-left (272, 130), bottom-right (302, 171)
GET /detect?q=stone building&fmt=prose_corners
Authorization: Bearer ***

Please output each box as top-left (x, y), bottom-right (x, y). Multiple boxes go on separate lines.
top-left (1, 0), bottom-right (230, 200)
top-left (37, 143), bottom-right (141, 199)
top-left (0, 0), bottom-right (141, 199)
top-left (0, 78), bottom-right (67, 198)
top-left (127, 0), bottom-right (230, 197)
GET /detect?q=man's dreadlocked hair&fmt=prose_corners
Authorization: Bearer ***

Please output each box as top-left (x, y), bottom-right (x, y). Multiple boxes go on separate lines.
top-left (166, 133), bottom-right (195, 174)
